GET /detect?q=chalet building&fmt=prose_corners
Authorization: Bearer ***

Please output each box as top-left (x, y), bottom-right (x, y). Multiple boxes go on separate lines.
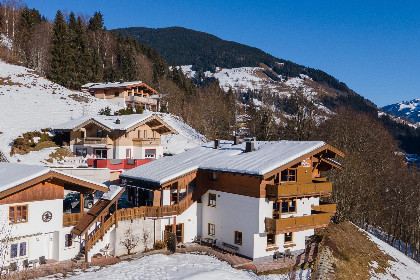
top-left (54, 113), bottom-right (177, 163)
top-left (0, 163), bottom-right (108, 267)
top-left (82, 81), bottom-right (160, 111)
top-left (67, 139), bottom-right (342, 262)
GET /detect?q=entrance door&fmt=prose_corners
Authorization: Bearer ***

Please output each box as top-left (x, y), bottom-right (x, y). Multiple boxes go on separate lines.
top-left (45, 232), bottom-right (59, 260)
top-left (165, 224), bottom-right (184, 244)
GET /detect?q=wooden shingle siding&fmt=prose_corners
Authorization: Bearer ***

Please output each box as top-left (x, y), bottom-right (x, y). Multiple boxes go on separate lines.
top-left (0, 181), bottom-right (63, 205)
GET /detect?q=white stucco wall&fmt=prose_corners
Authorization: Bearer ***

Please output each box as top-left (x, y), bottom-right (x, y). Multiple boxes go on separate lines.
top-left (201, 190), bottom-right (260, 259)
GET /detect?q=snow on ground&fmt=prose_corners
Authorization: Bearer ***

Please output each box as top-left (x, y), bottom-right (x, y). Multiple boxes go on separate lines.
top-left (366, 231), bottom-right (420, 280)
top-left (0, 60), bottom-right (123, 163)
top-left (44, 253), bottom-right (308, 280)
top-left (158, 113), bottom-right (206, 155)
top-left (0, 60), bottom-right (205, 164)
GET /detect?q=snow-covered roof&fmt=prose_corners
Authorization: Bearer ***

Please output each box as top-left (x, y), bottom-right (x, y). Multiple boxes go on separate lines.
top-left (54, 112), bottom-right (161, 131)
top-left (121, 140), bottom-right (335, 185)
top-left (101, 185), bottom-right (124, 201)
top-left (0, 163), bottom-right (50, 194)
top-left (83, 81), bottom-right (144, 89)
top-left (52, 169), bottom-right (108, 189)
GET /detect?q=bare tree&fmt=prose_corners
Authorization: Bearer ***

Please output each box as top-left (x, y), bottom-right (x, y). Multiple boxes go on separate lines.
top-left (142, 228), bottom-right (151, 251)
top-left (0, 213), bottom-right (13, 268)
top-left (119, 227), bottom-right (139, 255)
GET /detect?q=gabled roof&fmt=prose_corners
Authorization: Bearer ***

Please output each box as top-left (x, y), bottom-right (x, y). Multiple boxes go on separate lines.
top-left (82, 81), bottom-right (158, 94)
top-left (54, 113), bottom-right (178, 135)
top-left (121, 140), bottom-right (344, 185)
top-left (0, 163), bottom-right (108, 199)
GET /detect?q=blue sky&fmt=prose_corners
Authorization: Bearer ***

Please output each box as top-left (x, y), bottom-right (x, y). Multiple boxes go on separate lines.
top-left (24, 0), bottom-right (419, 107)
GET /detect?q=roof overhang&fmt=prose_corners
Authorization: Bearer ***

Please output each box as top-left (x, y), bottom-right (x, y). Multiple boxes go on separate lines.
top-left (262, 144), bottom-right (344, 180)
top-left (0, 170), bottom-right (108, 200)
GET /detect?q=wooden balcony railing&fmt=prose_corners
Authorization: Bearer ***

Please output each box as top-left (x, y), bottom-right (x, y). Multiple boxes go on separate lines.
top-left (63, 212), bottom-right (83, 227)
top-left (266, 182), bottom-right (332, 200)
top-left (82, 137), bottom-right (108, 145)
top-left (265, 213), bottom-right (331, 234)
top-left (312, 203), bottom-right (337, 214)
top-left (132, 138), bottom-right (161, 147)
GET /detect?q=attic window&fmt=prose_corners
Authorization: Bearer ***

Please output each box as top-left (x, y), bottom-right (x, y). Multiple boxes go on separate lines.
top-left (281, 169), bottom-right (296, 182)
top-left (211, 172), bottom-right (218, 181)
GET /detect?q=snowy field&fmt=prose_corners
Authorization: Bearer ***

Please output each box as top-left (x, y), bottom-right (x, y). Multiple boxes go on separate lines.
top-left (43, 253), bottom-right (309, 280)
top-left (0, 60), bottom-right (206, 164)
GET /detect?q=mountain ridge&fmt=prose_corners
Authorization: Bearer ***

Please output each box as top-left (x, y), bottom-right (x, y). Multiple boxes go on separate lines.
top-left (382, 99), bottom-right (420, 123)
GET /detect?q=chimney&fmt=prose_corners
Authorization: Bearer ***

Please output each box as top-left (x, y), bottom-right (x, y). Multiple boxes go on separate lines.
top-left (115, 118), bottom-right (121, 124)
top-left (214, 139), bottom-right (220, 149)
top-left (245, 140), bottom-right (255, 153)
top-left (233, 135), bottom-right (240, 145)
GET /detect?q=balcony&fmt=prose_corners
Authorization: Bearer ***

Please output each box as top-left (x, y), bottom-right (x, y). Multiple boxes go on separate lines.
top-left (312, 203), bottom-right (337, 214)
top-left (63, 212), bottom-right (83, 227)
top-left (132, 138), bottom-right (161, 147)
top-left (82, 137), bottom-right (108, 145)
top-left (265, 213), bottom-right (331, 234)
top-left (266, 182), bottom-right (332, 200)
top-left (125, 96), bottom-right (157, 105)
top-left (87, 159), bottom-right (152, 170)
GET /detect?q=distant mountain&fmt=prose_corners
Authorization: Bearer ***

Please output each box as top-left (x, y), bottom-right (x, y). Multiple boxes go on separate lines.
top-left (115, 26), bottom-right (352, 94)
top-left (382, 99), bottom-right (420, 123)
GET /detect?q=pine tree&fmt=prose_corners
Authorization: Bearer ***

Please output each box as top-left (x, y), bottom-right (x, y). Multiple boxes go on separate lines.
top-left (48, 10), bottom-right (71, 87)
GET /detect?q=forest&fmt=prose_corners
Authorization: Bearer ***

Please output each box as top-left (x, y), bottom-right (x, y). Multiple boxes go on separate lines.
top-left (1, 0), bottom-right (419, 262)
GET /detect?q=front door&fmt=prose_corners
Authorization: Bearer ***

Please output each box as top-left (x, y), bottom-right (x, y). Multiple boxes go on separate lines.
top-left (165, 224), bottom-right (184, 244)
top-left (45, 232), bottom-right (59, 260)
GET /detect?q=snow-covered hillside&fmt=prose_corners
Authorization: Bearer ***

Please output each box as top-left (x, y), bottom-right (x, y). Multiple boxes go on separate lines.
top-left (0, 61), bottom-right (205, 164)
top-left (382, 99), bottom-right (420, 124)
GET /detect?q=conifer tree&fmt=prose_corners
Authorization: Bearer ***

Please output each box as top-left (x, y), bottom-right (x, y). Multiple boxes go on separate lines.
top-left (48, 10), bottom-right (71, 87)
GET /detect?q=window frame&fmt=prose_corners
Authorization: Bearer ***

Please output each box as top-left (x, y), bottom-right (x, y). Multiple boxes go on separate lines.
top-left (126, 148), bottom-right (131, 159)
top-left (284, 232), bottom-right (293, 243)
top-left (234, 230), bottom-right (243, 246)
top-left (65, 234), bottom-right (73, 248)
top-left (75, 148), bottom-right (87, 157)
top-left (145, 149), bottom-right (156, 159)
top-left (94, 148), bottom-right (108, 159)
top-left (280, 168), bottom-right (297, 182)
top-left (10, 241), bottom-right (27, 259)
top-left (208, 193), bottom-right (216, 207)
top-left (208, 223), bottom-right (216, 236)
top-left (267, 233), bottom-right (276, 246)
top-left (9, 205), bottom-right (28, 224)
top-left (281, 199), bottom-right (297, 214)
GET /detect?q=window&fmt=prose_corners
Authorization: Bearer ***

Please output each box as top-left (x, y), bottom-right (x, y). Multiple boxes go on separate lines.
top-left (281, 169), bottom-right (296, 182)
top-left (96, 129), bottom-right (106, 138)
top-left (126, 149), bottom-right (131, 159)
top-left (267, 233), bottom-right (276, 246)
top-left (114, 92), bottom-right (119, 97)
top-left (10, 242), bottom-right (27, 259)
top-left (9, 205), bottom-right (27, 224)
top-left (273, 202), bottom-right (280, 218)
top-left (234, 231), bottom-right (242, 246)
top-left (144, 130), bottom-right (147, 139)
top-left (138, 130), bottom-right (142, 138)
top-left (145, 149), bottom-right (156, 158)
top-left (76, 148), bottom-right (87, 157)
top-left (208, 193), bottom-right (216, 207)
top-left (211, 171), bottom-right (218, 181)
top-left (281, 200), bottom-right (296, 213)
top-left (65, 234), bottom-right (73, 247)
top-left (208, 223), bottom-right (216, 236)
top-left (95, 149), bottom-right (107, 159)
top-left (284, 232), bottom-right (293, 243)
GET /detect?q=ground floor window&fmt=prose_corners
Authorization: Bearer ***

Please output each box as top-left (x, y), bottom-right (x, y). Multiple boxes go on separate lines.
top-left (234, 231), bottom-right (242, 246)
top-left (10, 241), bottom-right (27, 259)
top-left (75, 148), bottom-right (87, 157)
top-left (65, 234), bottom-right (73, 247)
top-left (267, 233), bottom-right (276, 246)
top-left (95, 149), bottom-right (107, 159)
top-left (208, 223), bottom-right (216, 236)
top-left (284, 232), bottom-right (293, 243)
top-left (145, 149), bottom-right (156, 158)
